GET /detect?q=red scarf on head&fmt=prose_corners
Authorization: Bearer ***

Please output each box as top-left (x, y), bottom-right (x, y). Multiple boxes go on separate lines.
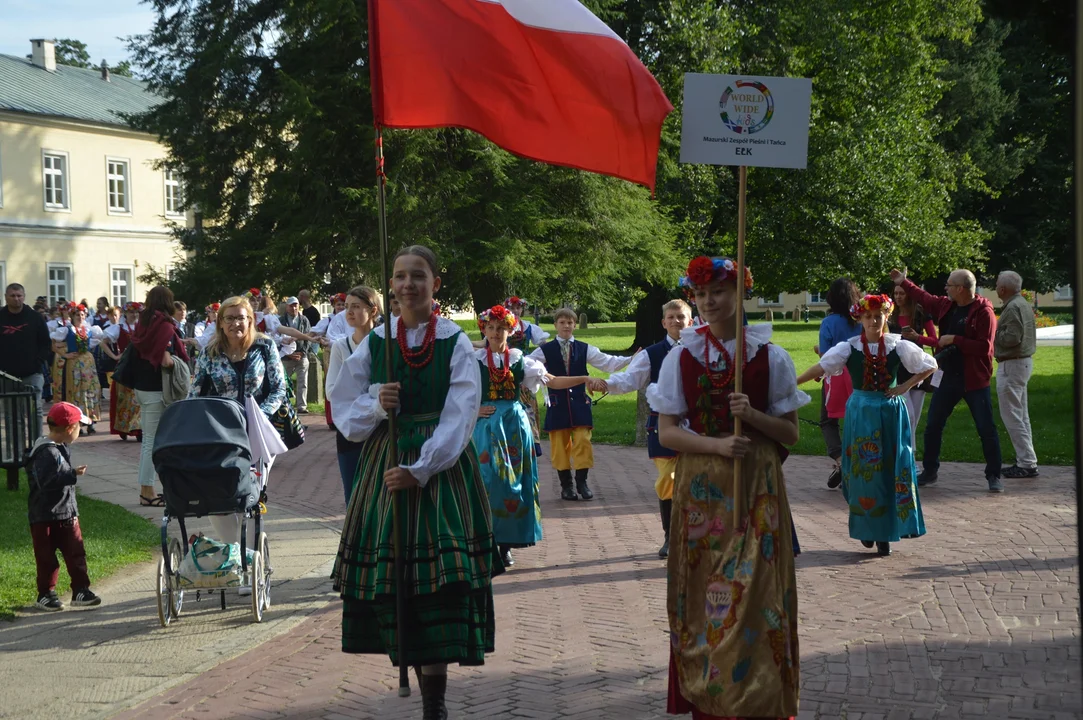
top-left (131, 311), bottom-right (189, 368)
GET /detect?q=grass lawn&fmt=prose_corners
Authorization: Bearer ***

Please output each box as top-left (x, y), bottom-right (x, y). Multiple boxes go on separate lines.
top-left (0, 473), bottom-right (159, 620)
top-left (313, 320), bottom-right (1074, 466)
top-left (520, 321), bottom-right (1074, 466)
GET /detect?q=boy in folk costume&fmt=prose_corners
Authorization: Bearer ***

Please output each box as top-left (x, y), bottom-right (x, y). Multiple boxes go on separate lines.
top-left (529, 308), bottom-right (632, 501)
top-left (647, 257), bottom-right (809, 720)
top-left (595, 299), bottom-right (692, 558)
top-left (797, 294), bottom-right (935, 557)
top-left (330, 246), bottom-right (502, 720)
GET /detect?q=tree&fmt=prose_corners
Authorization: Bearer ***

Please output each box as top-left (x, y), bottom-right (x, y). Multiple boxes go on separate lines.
top-left (127, 0), bottom-right (679, 319)
top-left (52, 37), bottom-right (134, 77)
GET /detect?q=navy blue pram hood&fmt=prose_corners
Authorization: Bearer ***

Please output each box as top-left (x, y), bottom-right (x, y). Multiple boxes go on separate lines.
top-left (153, 397), bottom-right (260, 517)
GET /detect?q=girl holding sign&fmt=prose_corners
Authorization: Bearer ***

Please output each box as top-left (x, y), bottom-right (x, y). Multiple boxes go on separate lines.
top-left (647, 256), bottom-right (807, 719)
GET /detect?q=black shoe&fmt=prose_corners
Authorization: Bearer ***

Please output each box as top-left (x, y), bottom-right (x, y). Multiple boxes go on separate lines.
top-left (1002, 465), bottom-right (1039, 479)
top-left (558, 470), bottom-right (577, 501)
top-left (35, 592), bottom-right (63, 612)
top-left (71, 588), bottom-right (101, 607)
top-left (987, 476), bottom-right (1004, 493)
top-left (658, 538), bottom-right (669, 559)
top-left (85, 424), bottom-right (96, 435)
top-left (861, 540), bottom-right (875, 549)
top-left (501, 547), bottom-right (514, 567)
top-left (876, 542), bottom-right (891, 556)
top-left (827, 465), bottom-right (842, 489)
top-left (574, 469), bottom-right (593, 501)
top-left (917, 471), bottom-right (938, 487)
top-left (420, 672), bottom-right (448, 720)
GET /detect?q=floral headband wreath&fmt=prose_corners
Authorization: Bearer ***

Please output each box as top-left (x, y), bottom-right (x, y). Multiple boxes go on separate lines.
top-left (124, 302), bottom-right (144, 314)
top-left (478, 304), bottom-right (517, 331)
top-left (332, 293), bottom-right (347, 304)
top-left (850, 293), bottom-right (894, 319)
top-left (504, 296), bottom-right (527, 308)
top-left (244, 288), bottom-right (261, 301)
top-left (679, 256), bottom-right (754, 300)
top-left (205, 302), bottom-right (220, 313)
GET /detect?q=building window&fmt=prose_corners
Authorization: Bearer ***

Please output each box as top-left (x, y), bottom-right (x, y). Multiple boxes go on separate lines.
top-left (111, 267), bottom-right (132, 308)
top-left (164, 169), bottom-right (184, 216)
top-left (808, 291), bottom-right (828, 305)
top-left (43, 151), bottom-right (69, 210)
top-left (47, 264), bottom-right (72, 307)
top-left (757, 294), bottom-right (784, 307)
top-left (107, 158), bottom-right (131, 213)
top-left (1054, 285), bottom-right (1073, 301)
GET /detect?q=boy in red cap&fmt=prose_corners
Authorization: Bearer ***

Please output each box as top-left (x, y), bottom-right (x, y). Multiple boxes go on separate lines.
top-left (27, 402), bottom-right (101, 611)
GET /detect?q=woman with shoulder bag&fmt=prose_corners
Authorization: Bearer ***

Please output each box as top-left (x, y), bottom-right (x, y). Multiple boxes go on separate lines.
top-left (129, 286), bottom-right (190, 506)
top-left (189, 295), bottom-right (287, 581)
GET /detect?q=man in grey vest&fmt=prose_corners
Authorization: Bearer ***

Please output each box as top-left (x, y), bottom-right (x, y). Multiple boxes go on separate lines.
top-left (279, 297), bottom-right (312, 413)
top-left (993, 271), bottom-right (1038, 478)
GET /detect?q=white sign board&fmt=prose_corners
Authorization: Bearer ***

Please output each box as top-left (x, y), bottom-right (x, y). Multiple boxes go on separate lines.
top-left (680, 74), bottom-right (812, 169)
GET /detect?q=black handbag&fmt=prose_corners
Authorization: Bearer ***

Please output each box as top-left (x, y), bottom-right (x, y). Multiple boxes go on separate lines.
top-left (111, 344), bottom-right (137, 388)
top-left (258, 345), bottom-right (305, 450)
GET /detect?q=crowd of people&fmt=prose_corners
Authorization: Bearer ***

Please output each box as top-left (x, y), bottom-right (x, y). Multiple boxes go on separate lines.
top-left (0, 248), bottom-right (1042, 719)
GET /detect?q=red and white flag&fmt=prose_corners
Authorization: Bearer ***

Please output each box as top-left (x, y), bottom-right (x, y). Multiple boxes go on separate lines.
top-left (369, 0), bottom-right (674, 192)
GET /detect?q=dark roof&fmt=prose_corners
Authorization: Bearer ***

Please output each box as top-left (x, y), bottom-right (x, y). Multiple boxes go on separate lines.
top-left (0, 53), bottom-right (159, 128)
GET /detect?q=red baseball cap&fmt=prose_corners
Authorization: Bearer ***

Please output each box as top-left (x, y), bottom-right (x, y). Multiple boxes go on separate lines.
top-left (48, 402), bottom-right (92, 427)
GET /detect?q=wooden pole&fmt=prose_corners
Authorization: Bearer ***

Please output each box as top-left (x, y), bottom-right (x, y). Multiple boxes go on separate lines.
top-left (733, 165), bottom-right (747, 530)
top-left (375, 126), bottom-right (410, 698)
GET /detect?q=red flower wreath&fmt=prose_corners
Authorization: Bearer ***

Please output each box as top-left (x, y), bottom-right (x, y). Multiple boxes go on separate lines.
top-left (686, 257), bottom-right (717, 286)
top-left (478, 304), bottom-right (517, 331)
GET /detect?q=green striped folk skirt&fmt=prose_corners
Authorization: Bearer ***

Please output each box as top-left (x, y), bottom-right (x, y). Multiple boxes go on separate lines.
top-left (332, 414), bottom-right (504, 667)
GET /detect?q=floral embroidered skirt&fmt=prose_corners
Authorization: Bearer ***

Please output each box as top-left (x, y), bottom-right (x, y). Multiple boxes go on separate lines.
top-left (841, 390), bottom-right (926, 543)
top-left (53, 352), bottom-right (101, 422)
top-left (109, 381), bottom-right (142, 436)
top-left (473, 398), bottom-right (542, 548)
top-left (332, 414), bottom-right (503, 667)
top-left (667, 440), bottom-right (799, 719)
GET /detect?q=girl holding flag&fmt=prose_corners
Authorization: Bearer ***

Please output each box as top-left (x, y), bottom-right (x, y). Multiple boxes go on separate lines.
top-left (330, 245), bottom-right (502, 720)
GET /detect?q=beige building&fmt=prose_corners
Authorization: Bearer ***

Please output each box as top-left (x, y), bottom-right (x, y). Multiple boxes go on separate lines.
top-left (0, 39), bottom-right (186, 308)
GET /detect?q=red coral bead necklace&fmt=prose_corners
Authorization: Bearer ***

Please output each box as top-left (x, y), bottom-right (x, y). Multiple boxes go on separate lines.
top-left (397, 311), bottom-right (438, 370)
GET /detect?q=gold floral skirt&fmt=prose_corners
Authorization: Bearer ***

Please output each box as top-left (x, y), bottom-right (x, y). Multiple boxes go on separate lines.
top-left (667, 439), bottom-right (799, 718)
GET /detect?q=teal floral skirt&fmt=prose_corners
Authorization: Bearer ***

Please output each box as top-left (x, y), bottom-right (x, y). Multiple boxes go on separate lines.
top-left (841, 390), bottom-right (926, 543)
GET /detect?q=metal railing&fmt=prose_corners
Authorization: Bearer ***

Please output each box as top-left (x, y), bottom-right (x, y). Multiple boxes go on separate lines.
top-left (0, 370), bottom-right (40, 489)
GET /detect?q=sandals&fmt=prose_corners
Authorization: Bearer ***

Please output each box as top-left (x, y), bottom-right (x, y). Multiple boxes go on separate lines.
top-left (138, 495), bottom-right (165, 507)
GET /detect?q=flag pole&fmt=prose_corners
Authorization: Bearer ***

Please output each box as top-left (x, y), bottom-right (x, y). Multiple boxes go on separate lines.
top-left (732, 165), bottom-right (747, 530)
top-left (375, 125), bottom-right (411, 698)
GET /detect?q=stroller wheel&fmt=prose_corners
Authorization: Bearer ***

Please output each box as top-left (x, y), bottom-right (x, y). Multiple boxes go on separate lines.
top-left (258, 532), bottom-right (272, 611)
top-left (167, 538), bottom-right (184, 618)
top-left (157, 539), bottom-right (185, 627)
top-left (250, 551), bottom-right (266, 623)
top-left (156, 559), bottom-right (172, 627)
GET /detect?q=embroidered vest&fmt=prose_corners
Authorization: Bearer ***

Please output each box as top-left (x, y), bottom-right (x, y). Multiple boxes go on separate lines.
top-left (645, 339), bottom-right (676, 459)
top-left (540, 339), bottom-right (592, 431)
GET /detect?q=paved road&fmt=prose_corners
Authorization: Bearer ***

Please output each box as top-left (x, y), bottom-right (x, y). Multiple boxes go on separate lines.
top-left (3, 414), bottom-right (1079, 719)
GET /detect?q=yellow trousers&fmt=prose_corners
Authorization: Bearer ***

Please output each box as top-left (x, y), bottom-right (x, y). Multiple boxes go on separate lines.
top-left (548, 428), bottom-right (594, 471)
top-left (653, 457), bottom-right (677, 500)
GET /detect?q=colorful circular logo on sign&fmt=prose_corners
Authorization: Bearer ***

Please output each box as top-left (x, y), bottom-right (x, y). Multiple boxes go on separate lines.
top-left (719, 80), bottom-right (774, 134)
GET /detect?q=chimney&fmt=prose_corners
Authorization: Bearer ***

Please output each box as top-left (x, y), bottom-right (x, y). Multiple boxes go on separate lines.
top-left (30, 39), bottom-right (56, 72)
top-left (100, 60), bottom-right (110, 82)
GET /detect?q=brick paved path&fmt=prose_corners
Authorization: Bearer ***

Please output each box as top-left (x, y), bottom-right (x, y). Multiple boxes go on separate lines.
top-left (97, 415), bottom-right (1081, 720)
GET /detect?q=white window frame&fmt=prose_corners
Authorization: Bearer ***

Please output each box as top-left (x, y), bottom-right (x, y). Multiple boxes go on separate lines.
top-left (106, 156), bottom-right (132, 215)
top-left (1054, 285), bottom-right (1073, 301)
top-left (807, 291), bottom-right (828, 306)
top-left (109, 265), bottom-right (134, 308)
top-left (757, 294), bottom-right (784, 307)
top-left (42, 149), bottom-right (70, 212)
top-left (163, 168), bottom-right (184, 217)
top-left (46, 263), bottom-right (73, 307)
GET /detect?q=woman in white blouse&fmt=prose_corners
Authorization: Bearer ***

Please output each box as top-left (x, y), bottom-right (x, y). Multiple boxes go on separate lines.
top-left (325, 285), bottom-right (381, 502)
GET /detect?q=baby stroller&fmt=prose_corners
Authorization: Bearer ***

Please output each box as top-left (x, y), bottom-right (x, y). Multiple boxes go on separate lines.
top-left (152, 397), bottom-right (271, 625)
